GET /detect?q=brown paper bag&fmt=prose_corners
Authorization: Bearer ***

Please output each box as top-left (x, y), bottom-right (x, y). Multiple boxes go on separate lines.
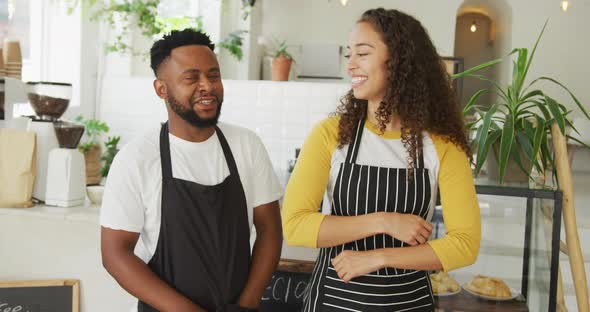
top-left (0, 128), bottom-right (36, 207)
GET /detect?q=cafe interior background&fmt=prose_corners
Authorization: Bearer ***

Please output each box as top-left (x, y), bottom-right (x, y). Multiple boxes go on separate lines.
top-left (1, 0), bottom-right (590, 311)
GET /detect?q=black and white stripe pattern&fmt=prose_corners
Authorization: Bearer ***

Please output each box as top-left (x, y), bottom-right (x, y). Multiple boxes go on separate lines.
top-left (304, 120), bottom-right (434, 311)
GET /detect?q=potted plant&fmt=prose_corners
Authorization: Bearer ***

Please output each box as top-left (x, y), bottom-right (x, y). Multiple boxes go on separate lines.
top-left (100, 135), bottom-right (121, 178)
top-left (270, 39), bottom-right (295, 81)
top-left (74, 115), bottom-right (110, 185)
top-left (86, 135), bottom-right (121, 206)
top-left (453, 21), bottom-right (590, 184)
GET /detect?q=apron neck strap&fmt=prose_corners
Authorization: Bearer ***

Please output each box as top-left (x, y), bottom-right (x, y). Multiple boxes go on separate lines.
top-left (159, 122), bottom-right (241, 179)
top-left (345, 118), bottom-right (365, 164)
top-left (417, 148), bottom-right (425, 169)
top-left (214, 125), bottom-right (241, 179)
top-left (344, 118), bottom-right (425, 169)
top-left (160, 122), bottom-right (173, 179)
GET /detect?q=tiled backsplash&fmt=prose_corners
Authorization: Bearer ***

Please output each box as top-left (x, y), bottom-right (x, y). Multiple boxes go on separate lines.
top-left (98, 78), bottom-right (350, 186)
top-left (98, 77), bottom-right (590, 181)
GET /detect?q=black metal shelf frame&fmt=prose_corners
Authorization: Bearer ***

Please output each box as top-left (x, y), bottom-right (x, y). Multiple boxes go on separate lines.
top-left (433, 184), bottom-right (562, 312)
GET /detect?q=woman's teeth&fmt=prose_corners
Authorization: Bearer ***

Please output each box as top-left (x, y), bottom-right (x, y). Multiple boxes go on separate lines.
top-left (351, 76), bottom-right (367, 87)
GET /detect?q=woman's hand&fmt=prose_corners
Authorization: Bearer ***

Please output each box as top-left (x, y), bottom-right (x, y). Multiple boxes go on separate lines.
top-left (380, 212), bottom-right (433, 245)
top-left (331, 250), bottom-right (384, 283)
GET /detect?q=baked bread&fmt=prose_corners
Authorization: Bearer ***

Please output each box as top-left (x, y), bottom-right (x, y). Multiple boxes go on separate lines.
top-left (429, 271), bottom-right (460, 294)
top-left (465, 275), bottom-right (512, 298)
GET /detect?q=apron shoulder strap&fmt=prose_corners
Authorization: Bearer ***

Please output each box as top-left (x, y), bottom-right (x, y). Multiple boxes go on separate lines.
top-left (344, 118), bottom-right (427, 169)
top-left (214, 126), bottom-right (241, 180)
top-left (417, 146), bottom-right (425, 169)
top-left (345, 118), bottom-right (365, 164)
top-left (159, 122), bottom-right (173, 179)
top-left (160, 123), bottom-right (243, 180)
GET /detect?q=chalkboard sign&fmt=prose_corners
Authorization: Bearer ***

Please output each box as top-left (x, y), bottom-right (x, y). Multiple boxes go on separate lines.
top-left (0, 280), bottom-right (79, 312)
top-left (260, 259), bottom-right (313, 312)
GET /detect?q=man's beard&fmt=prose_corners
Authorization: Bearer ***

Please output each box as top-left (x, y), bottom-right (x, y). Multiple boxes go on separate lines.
top-left (167, 93), bottom-right (222, 128)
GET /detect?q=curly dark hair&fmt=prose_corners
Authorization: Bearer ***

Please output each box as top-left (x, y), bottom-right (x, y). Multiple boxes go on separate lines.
top-left (150, 28), bottom-right (215, 77)
top-left (336, 8), bottom-right (471, 172)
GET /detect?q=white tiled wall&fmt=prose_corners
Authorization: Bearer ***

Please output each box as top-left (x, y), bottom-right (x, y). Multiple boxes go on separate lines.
top-left (98, 78), bottom-right (350, 186)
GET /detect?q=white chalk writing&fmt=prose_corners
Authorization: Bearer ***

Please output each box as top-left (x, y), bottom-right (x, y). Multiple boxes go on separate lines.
top-left (0, 302), bottom-right (28, 312)
top-left (262, 274), bottom-right (309, 303)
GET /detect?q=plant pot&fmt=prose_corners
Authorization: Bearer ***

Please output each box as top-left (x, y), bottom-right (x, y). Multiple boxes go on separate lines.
top-left (87, 185), bottom-right (104, 205)
top-left (486, 142), bottom-right (531, 184)
top-left (84, 144), bottom-right (102, 185)
top-left (271, 55), bottom-right (292, 81)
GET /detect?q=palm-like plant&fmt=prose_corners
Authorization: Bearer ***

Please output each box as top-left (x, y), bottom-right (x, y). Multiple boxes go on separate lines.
top-left (272, 39), bottom-right (295, 61)
top-left (453, 21), bottom-right (590, 183)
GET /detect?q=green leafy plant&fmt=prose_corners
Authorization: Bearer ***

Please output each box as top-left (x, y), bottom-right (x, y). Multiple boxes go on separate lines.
top-left (68, 0), bottom-right (247, 60)
top-left (101, 136), bottom-right (121, 177)
top-left (240, 0), bottom-right (256, 20)
top-left (453, 21), bottom-right (590, 183)
top-left (270, 39), bottom-right (294, 61)
top-left (156, 15), bottom-right (203, 35)
top-left (219, 30), bottom-right (248, 61)
top-left (74, 115), bottom-right (110, 153)
top-left (63, 0), bottom-right (99, 15)
top-left (92, 0), bottom-right (202, 55)
top-left (62, 0), bottom-right (249, 61)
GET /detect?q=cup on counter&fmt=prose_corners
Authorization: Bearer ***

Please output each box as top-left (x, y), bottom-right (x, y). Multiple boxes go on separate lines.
top-left (3, 39), bottom-right (22, 64)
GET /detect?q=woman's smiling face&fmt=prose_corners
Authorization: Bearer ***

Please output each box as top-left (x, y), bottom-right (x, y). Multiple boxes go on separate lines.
top-left (346, 21), bottom-right (390, 104)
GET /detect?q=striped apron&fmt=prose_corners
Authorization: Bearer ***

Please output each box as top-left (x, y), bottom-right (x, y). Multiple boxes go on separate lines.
top-left (303, 119), bottom-right (435, 312)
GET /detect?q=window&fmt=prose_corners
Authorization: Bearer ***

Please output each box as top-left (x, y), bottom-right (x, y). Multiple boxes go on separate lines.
top-left (2, 0), bottom-right (82, 118)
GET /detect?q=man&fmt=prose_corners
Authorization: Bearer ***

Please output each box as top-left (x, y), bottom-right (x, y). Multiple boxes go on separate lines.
top-left (100, 29), bottom-right (283, 312)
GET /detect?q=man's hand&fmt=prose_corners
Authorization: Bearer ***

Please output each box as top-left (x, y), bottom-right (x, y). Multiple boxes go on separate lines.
top-left (101, 227), bottom-right (206, 312)
top-left (237, 201), bottom-right (282, 309)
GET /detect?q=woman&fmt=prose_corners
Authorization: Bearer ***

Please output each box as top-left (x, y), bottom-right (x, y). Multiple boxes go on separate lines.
top-left (282, 8), bottom-right (481, 312)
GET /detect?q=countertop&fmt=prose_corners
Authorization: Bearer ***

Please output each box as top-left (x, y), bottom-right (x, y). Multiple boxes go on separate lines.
top-left (0, 201), bottom-right (321, 262)
top-left (0, 201), bottom-right (101, 224)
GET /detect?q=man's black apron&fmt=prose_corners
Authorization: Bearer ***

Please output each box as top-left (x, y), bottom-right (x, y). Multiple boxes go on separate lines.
top-left (303, 119), bottom-right (435, 311)
top-left (138, 122), bottom-right (251, 312)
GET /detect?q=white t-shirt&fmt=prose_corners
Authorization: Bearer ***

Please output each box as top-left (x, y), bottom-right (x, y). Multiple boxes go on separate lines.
top-left (100, 122), bottom-right (283, 264)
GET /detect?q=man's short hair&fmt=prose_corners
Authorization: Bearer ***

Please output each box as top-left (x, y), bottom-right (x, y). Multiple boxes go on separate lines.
top-left (150, 29), bottom-right (215, 77)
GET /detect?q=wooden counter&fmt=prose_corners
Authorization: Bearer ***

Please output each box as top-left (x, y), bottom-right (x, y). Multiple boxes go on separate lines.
top-left (277, 258), bottom-right (316, 273)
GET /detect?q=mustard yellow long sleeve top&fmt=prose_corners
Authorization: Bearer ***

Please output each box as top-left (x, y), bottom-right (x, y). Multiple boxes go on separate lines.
top-left (282, 116), bottom-right (481, 271)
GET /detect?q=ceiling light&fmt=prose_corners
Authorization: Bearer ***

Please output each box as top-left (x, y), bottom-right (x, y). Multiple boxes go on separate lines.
top-left (561, 0), bottom-right (570, 11)
top-left (8, 0), bottom-right (15, 20)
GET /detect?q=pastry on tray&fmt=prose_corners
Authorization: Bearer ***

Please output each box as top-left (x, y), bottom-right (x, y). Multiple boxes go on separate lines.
top-left (464, 275), bottom-right (512, 299)
top-left (429, 271), bottom-right (460, 294)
